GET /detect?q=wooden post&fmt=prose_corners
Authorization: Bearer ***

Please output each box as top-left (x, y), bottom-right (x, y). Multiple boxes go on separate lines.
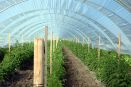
top-left (75, 37), bottom-right (77, 43)
top-left (44, 26), bottom-right (48, 87)
top-left (82, 37), bottom-right (84, 46)
top-left (22, 34), bottom-right (23, 46)
top-left (55, 37), bottom-right (57, 48)
top-left (98, 36), bottom-right (100, 59)
top-left (90, 38), bottom-right (92, 49)
top-left (33, 38), bottom-right (44, 87)
top-left (78, 38), bottom-right (79, 43)
top-left (8, 33), bottom-right (10, 53)
top-left (55, 36), bottom-right (57, 48)
top-left (55, 39), bottom-right (56, 48)
top-left (50, 32), bottom-right (53, 75)
top-left (118, 33), bottom-right (121, 63)
top-left (52, 33), bottom-right (56, 52)
top-left (54, 39), bottom-right (56, 50)
top-left (88, 37), bottom-right (90, 53)
top-left (52, 32), bottom-right (55, 52)
top-left (56, 36), bottom-right (59, 48)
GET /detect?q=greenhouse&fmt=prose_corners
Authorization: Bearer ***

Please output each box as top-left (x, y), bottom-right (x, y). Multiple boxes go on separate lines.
top-left (0, 0), bottom-right (131, 87)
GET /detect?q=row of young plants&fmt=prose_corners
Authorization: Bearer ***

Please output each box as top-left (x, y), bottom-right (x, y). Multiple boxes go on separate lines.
top-left (47, 41), bottom-right (65, 87)
top-left (0, 42), bottom-right (34, 82)
top-left (0, 48), bottom-right (8, 62)
top-left (64, 40), bottom-right (131, 87)
top-left (0, 40), bottom-right (65, 87)
top-left (0, 41), bottom-right (65, 86)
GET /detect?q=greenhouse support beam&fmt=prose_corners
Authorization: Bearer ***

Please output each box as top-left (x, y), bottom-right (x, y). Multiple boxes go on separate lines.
top-left (50, 32), bottom-right (53, 75)
top-left (44, 26), bottom-right (48, 87)
top-left (117, 33), bottom-right (121, 63)
top-left (8, 33), bottom-right (11, 53)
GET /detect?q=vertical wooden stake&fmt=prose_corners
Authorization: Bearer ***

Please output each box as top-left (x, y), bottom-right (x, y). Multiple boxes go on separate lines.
top-left (44, 26), bottom-right (48, 87)
top-left (82, 37), bottom-right (84, 46)
top-left (55, 37), bottom-right (57, 48)
top-left (55, 40), bottom-right (56, 49)
top-left (90, 38), bottom-right (93, 49)
top-left (54, 39), bottom-right (56, 50)
top-left (50, 32), bottom-right (53, 75)
top-left (55, 36), bottom-right (57, 48)
top-left (56, 36), bottom-right (59, 48)
top-left (8, 33), bottom-right (10, 53)
top-left (52, 32), bottom-right (55, 52)
top-left (88, 37), bottom-right (90, 53)
top-left (76, 37), bottom-right (77, 43)
top-left (118, 33), bottom-right (121, 63)
top-left (22, 34), bottom-right (23, 47)
top-left (77, 38), bottom-right (79, 43)
top-left (33, 38), bottom-right (44, 87)
top-left (90, 39), bottom-right (92, 49)
top-left (98, 36), bottom-right (100, 59)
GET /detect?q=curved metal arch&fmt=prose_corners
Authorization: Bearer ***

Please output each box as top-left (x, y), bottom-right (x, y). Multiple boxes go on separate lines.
top-left (76, 5), bottom-right (131, 50)
top-left (0, 0), bottom-right (129, 42)
top-left (22, 21), bottom-right (94, 43)
top-left (6, 12), bottom-right (96, 42)
top-left (19, 21), bottom-right (83, 40)
top-left (0, 0), bottom-right (130, 52)
top-left (2, 10), bottom-right (116, 48)
top-left (30, 24), bottom-right (89, 43)
top-left (77, 0), bottom-right (131, 24)
top-left (28, 24), bottom-right (86, 43)
top-left (0, 0), bottom-right (29, 13)
top-left (0, 13), bottom-right (83, 33)
top-left (0, 0), bottom-right (125, 40)
top-left (1, 12), bottom-right (114, 50)
top-left (29, 27), bottom-right (77, 42)
top-left (1, 0), bottom-right (130, 29)
top-left (16, 16), bottom-right (95, 41)
top-left (23, 22), bottom-right (88, 43)
top-left (0, 0), bottom-right (127, 49)
top-left (0, 17), bottom-right (126, 52)
top-left (42, 0), bottom-right (130, 50)
top-left (58, 25), bottom-right (96, 44)
top-left (25, 23), bottom-right (94, 42)
top-left (14, 17), bottom-right (101, 45)
top-left (82, 0), bottom-right (131, 41)
top-left (0, 10), bottom-right (92, 34)
top-left (74, 4), bottom-right (130, 42)
top-left (0, 7), bottom-right (113, 41)
top-left (25, 23), bottom-right (83, 42)
top-left (17, 19), bottom-right (89, 41)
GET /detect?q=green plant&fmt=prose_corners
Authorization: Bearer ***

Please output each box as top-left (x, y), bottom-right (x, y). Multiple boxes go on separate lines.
top-left (0, 43), bottom-right (33, 82)
top-left (47, 41), bottom-right (65, 87)
top-left (64, 41), bottom-right (131, 87)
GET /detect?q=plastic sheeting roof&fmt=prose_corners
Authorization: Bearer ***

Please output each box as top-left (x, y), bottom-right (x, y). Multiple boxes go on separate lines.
top-left (0, 0), bottom-right (131, 54)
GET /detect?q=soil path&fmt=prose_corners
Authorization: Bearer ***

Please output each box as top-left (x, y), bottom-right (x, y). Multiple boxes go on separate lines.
top-left (63, 47), bottom-right (104, 87)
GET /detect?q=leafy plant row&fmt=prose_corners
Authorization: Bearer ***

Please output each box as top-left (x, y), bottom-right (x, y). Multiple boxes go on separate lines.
top-left (64, 41), bottom-right (131, 87)
top-left (0, 40), bottom-right (65, 87)
top-left (47, 41), bottom-right (65, 87)
top-left (0, 43), bottom-right (33, 82)
top-left (0, 48), bottom-right (8, 62)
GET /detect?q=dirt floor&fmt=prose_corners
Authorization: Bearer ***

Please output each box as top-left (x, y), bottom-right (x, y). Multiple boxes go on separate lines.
top-left (63, 47), bottom-right (104, 87)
